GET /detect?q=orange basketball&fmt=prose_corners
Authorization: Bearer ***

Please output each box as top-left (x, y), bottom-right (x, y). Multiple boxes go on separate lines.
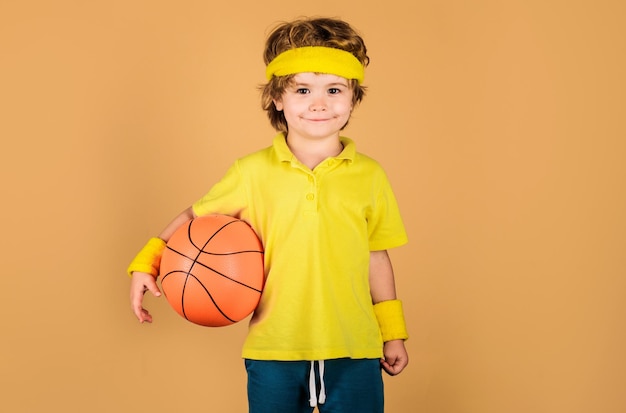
top-left (159, 214), bottom-right (264, 327)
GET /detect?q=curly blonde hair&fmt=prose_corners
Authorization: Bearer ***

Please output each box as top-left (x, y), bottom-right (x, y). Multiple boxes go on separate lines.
top-left (261, 17), bottom-right (370, 132)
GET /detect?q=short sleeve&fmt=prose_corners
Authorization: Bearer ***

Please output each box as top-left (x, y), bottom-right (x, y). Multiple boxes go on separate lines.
top-left (367, 171), bottom-right (408, 251)
top-left (192, 161), bottom-right (248, 218)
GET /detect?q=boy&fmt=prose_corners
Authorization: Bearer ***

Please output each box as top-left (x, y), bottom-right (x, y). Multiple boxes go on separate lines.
top-left (128, 17), bottom-right (409, 413)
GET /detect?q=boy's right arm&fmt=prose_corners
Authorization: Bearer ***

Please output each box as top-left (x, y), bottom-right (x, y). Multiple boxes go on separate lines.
top-left (129, 207), bottom-right (196, 323)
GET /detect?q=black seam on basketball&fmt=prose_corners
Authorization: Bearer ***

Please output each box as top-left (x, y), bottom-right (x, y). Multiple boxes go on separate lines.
top-left (180, 269), bottom-right (191, 320)
top-left (185, 272), bottom-right (236, 323)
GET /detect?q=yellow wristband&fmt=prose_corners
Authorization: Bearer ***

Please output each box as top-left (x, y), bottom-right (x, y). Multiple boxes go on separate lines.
top-left (373, 299), bottom-right (409, 342)
top-left (126, 237), bottom-right (166, 278)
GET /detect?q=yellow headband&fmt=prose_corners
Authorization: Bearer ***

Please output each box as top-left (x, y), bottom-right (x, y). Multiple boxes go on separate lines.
top-left (265, 46), bottom-right (365, 83)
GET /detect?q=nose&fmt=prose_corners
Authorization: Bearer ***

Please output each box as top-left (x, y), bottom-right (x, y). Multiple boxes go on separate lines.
top-left (309, 95), bottom-right (327, 111)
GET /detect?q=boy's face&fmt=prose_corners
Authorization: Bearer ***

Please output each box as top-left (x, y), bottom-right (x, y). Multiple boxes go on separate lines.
top-left (274, 72), bottom-right (354, 142)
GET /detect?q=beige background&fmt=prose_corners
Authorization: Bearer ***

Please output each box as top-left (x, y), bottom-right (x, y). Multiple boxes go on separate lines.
top-left (1, 1), bottom-right (625, 412)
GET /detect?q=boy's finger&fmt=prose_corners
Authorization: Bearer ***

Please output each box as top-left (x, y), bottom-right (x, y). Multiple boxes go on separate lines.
top-left (147, 284), bottom-right (162, 297)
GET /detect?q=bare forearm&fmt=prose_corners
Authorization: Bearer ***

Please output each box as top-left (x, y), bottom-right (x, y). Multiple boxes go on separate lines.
top-left (157, 207), bottom-right (196, 242)
top-left (369, 250), bottom-right (398, 304)
top-left (370, 249), bottom-right (409, 374)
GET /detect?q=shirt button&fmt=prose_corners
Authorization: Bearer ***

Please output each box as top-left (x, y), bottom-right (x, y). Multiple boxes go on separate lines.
top-left (308, 176), bottom-right (314, 183)
top-left (306, 193), bottom-right (315, 201)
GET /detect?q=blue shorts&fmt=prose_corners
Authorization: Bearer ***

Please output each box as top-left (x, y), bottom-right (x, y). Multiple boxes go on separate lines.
top-left (245, 358), bottom-right (384, 413)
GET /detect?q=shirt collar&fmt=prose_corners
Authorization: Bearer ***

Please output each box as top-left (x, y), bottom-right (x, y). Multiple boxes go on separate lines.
top-left (272, 133), bottom-right (356, 163)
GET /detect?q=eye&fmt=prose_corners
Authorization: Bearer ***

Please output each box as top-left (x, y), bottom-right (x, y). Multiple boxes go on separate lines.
top-left (328, 88), bottom-right (341, 95)
top-left (295, 88), bottom-right (310, 94)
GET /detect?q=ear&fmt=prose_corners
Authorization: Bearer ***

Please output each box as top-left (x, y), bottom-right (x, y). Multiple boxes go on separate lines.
top-left (273, 99), bottom-right (283, 112)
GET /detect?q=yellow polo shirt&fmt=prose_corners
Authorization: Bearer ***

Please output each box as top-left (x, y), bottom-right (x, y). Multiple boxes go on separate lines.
top-left (192, 134), bottom-right (407, 360)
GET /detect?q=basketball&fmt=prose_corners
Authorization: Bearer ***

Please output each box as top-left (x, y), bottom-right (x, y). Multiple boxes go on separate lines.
top-left (159, 214), bottom-right (264, 327)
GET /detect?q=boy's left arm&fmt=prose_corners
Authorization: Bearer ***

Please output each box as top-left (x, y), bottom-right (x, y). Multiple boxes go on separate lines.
top-left (369, 250), bottom-right (409, 376)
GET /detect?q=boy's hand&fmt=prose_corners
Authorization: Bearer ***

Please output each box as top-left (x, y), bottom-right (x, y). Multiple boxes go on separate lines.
top-left (130, 271), bottom-right (161, 323)
top-left (380, 339), bottom-right (409, 376)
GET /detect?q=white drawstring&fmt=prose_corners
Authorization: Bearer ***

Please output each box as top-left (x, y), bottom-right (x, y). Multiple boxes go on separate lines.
top-left (308, 361), bottom-right (316, 407)
top-left (318, 360), bottom-right (326, 404)
top-left (308, 360), bottom-right (326, 407)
